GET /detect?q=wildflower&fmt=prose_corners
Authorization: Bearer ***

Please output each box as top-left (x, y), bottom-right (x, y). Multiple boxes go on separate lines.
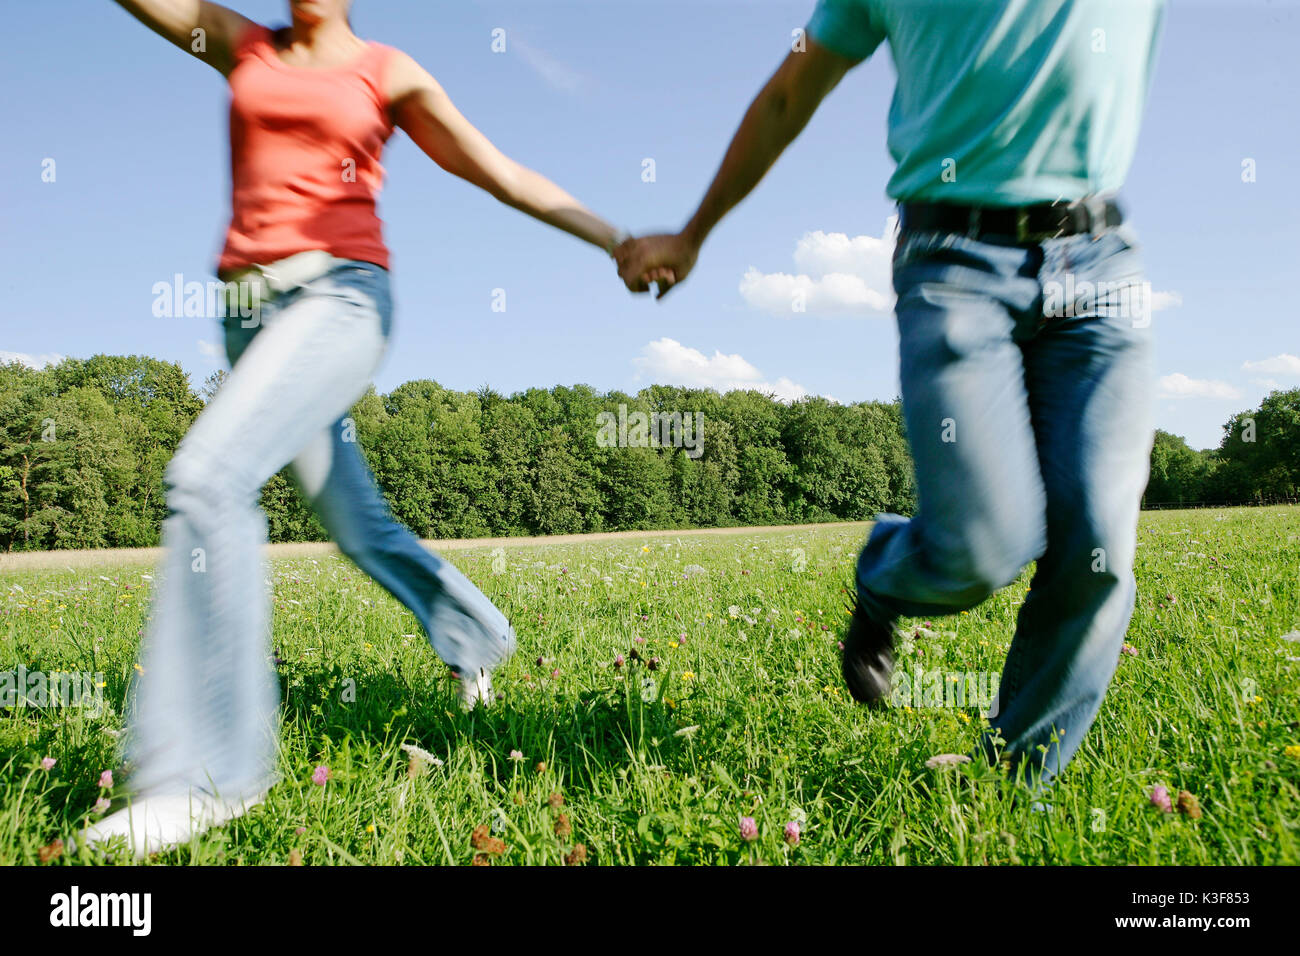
top-left (614, 654), bottom-right (625, 669)
top-left (739, 816), bottom-right (758, 841)
top-left (401, 743), bottom-right (441, 767)
top-left (548, 792), bottom-right (564, 809)
top-left (98, 770), bottom-right (113, 789)
top-left (536, 761), bottom-right (547, 773)
top-left (312, 765), bottom-right (330, 786)
top-left (1284, 745), bottom-right (1300, 760)
top-left (509, 749), bottom-right (524, 762)
top-left (551, 669), bottom-right (560, 679)
top-left (924, 754), bottom-right (971, 769)
top-left (39, 839), bottom-right (64, 864)
top-left (40, 757), bottom-right (56, 771)
top-left (294, 826), bottom-right (306, 836)
top-left (554, 813), bottom-right (572, 839)
top-left (634, 636), bottom-right (647, 645)
top-left (472, 853), bottom-right (491, 866)
top-left (565, 844), bottom-right (588, 866)
top-left (784, 820), bottom-right (801, 846)
top-left (1176, 790), bottom-right (1202, 819)
top-left (536, 656), bottom-right (546, 668)
top-left (1149, 785), bottom-right (1173, 812)
top-left (648, 657), bottom-right (660, 671)
top-left (682, 671), bottom-right (696, 681)
top-left (1120, 644), bottom-right (1137, 657)
top-left (366, 824), bottom-right (376, 834)
top-left (471, 824), bottom-right (507, 855)
top-left (669, 641), bottom-right (679, 650)
top-left (93, 797), bottom-right (110, 814)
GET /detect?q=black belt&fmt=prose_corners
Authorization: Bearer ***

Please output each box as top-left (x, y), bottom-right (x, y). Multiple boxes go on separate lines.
top-left (898, 197), bottom-right (1123, 243)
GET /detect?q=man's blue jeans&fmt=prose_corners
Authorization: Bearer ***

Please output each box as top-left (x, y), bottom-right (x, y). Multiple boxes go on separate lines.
top-left (858, 223), bottom-right (1155, 786)
top-left (127, 261), bottom-right (514, 800)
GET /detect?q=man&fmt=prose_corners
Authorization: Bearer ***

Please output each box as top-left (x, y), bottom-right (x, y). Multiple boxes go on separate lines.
top-left (616, 0), bottom-right (1165, 787)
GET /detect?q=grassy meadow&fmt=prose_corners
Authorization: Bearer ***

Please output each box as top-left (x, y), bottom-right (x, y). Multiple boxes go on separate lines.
top-left (2, 507), bottom-right (1298, 865)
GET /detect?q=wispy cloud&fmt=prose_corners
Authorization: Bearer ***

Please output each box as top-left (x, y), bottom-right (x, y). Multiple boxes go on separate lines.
top-left (511, 37), bottom-right (585, 94)
top-left (1158, 373), bottom-right (1242, 400)
top-left (633, 337), bottom-right (823, 403)
top-left (1242, 353), bottom-right (1300, 378)
top-left (0, 350), bottom-right (65, 369)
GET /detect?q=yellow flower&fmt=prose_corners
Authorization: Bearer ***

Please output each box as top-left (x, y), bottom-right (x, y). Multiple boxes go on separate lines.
top-left (669, 641), bottom-right (678, 650)
top-left (1285, 745), bottom-right (1300, 760)
top-left (366, 824), bottom-right (375, 833)
top-left (641, 546), bottom-right (650, 553)
top-left (665, 698), bottom-right (676, 710)
top-left (681, 671), bottom-right (695, 681)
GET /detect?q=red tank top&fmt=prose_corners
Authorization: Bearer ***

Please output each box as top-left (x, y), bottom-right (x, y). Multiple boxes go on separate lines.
top-left (219, 25), bottom-right (396, 273)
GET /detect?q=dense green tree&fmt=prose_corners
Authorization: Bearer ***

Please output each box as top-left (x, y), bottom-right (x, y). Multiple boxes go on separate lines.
top-left (16, 355), bottom-right (1294, 553)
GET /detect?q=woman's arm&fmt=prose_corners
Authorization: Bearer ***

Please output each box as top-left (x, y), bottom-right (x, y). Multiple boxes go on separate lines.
top-left (387, 50), bottom-right (623, 255)
top-left (112, 0), bottom-right (255, 76)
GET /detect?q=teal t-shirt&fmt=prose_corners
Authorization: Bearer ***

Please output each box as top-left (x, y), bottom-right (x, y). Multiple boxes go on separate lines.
top-left (806, 0), bottom-right (1166, 204)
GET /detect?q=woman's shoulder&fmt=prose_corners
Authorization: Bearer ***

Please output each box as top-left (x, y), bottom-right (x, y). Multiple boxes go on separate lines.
top-left (232, 22), bottom-right (275, 61)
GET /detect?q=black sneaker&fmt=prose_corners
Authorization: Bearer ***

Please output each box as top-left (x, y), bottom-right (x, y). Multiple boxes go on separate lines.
top-left (841, 591), bottom-right (895, 706)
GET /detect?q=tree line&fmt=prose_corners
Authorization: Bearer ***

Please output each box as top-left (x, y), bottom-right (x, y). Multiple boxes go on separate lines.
top-left (0, 355), bottom-right (1295, 551)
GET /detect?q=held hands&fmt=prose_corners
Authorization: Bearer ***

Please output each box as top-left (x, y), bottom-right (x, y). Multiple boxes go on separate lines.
top-left (613, 232), bottom-right (700, 300)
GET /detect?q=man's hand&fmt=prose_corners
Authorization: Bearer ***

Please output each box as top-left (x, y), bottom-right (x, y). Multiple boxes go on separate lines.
top-left (614, 232), bottom-right (699, 299)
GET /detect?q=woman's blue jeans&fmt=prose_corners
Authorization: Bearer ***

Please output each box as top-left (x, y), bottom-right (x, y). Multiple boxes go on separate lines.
top-left (127, 261), bottom-right (514, 800)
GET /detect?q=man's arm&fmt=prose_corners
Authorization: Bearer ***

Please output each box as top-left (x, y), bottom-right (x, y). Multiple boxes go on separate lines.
top-left (616, 39), bottom-right (860, 297)
top-left (112, 0), bottom-right (254, 76)
top-left (388, 51), bottom-right (623, 255)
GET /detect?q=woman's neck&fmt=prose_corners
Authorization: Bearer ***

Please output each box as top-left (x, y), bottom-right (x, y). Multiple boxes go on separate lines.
top-left (286, 16), bottom-right (359, 56)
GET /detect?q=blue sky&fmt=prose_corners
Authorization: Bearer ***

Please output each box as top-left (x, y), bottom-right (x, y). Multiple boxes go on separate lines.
top-left (2, 0), bottom-right (1297, 451)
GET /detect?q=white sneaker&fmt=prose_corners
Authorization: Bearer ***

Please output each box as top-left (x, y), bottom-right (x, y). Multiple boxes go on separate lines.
top-left (72, 788), bottom-right (266, 858)
top-left (458, 667), bottom-right (495, 711)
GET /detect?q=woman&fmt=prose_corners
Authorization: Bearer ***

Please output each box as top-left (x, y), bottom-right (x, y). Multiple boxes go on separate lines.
top-left (84, 0), bottom-right (626, 856)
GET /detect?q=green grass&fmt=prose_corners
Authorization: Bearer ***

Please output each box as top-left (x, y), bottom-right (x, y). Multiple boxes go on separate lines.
top-left (2, 507), bottom-right (1298, 865)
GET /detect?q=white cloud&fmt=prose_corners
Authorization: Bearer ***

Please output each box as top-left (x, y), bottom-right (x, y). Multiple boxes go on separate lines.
top-left (197, 339), bottom-right (223, 360)
top-left (633, 337), bottom-right (819, 403)
top-left (1150, 290), bottom-right (1182, 312)
top-left (740, 220), bottom-right (896, 318)
top-left (1158, 373), bottom-right (1242, 400)
top-left (511, 37), bottom-right (584, 93)
top-left (741, 220), bottom-right (1181, 321)
top-left (1242, 353), bottom-right (1300, 378)
top-left (0, 350), bottom-right (65, 369)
